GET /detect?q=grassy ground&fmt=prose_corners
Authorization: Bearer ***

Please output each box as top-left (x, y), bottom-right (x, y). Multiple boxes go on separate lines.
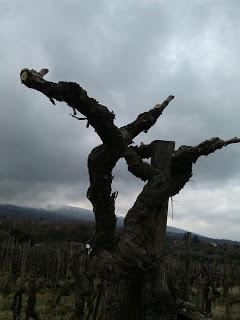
top-left (0, 289), bottom-right (75, 320)
top-left (1, 290), bottom-right (240, 319)
top-left (213, 304), bottom-right (240, 320)
top-left (2, 277), bottom-right (240, 319)
top-left (212, 287), bottom-right (240, 319)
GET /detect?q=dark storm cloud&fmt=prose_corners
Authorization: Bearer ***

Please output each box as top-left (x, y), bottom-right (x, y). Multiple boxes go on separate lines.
top-left (1, 0), bottom-right (240, 239)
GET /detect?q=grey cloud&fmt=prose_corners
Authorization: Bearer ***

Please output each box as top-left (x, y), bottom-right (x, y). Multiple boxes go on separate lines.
top-left (0, 180), bottom-right (89, 209)
top-left (1, 1), bottom-right (240, 238)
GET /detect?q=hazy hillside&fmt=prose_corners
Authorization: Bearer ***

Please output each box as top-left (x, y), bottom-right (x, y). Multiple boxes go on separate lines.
top-left (0, 204), bottom-right (239, 245)
top-left (0, 203), bottom-right (186, 231)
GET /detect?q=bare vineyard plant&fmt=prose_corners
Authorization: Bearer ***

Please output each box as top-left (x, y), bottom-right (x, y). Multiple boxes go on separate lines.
top-left (1, 236), bottom-right (240, 319)
top-left (1, 68), bottom-right (238, 319)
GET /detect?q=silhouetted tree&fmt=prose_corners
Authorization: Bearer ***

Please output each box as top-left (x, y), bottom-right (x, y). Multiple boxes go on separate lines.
top-left (20, 68), bottom-right (240, 320)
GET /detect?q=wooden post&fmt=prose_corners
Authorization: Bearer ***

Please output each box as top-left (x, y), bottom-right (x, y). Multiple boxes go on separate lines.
top-left (151, 140), bottom-right (175, 261)
top-left (184, 232), bottom-right (192, 300)
top-left (223, 245), bottom-right (230, 320)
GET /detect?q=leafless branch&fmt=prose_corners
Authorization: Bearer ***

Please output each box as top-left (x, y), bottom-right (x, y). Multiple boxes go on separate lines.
top-left (20, 68), bottom-right (124, 147)
top-left (172, 137), bottom-right (240, 165)
top-left (121, 95), bottom-right (174, 143)
top-left (124, 147), bottom-right (159, 181)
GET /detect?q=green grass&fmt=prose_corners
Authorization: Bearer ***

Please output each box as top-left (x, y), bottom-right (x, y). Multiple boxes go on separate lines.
top-left (1, 272), bottom-right (240, 319)
top-left (0, 287), bottom-right (76, 320)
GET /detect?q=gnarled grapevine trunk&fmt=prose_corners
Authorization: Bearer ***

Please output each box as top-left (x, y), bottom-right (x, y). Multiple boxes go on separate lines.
top-left (20, 68), bottom-right (240, 320)
top-left (122, 141), bottom-right (176, 319)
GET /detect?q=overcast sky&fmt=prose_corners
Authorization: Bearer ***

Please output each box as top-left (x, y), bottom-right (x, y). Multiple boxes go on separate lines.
top-left (1, 0), bottom-right (240, 240)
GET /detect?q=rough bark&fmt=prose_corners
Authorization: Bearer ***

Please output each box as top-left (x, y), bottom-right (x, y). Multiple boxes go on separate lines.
top-left (151, 141), bottom-right (175, 261)
top-left (120, 141), bottom-right (177, 319)
top-left (20, 68), bottom-right (240, 320)
top-left (120, 96), bottom-right (174, 143)
top-left (20, 69), bottom-right (124, 148)
top-left (20, 68), bottom-right (175, 248)
top-left (87, 145), bottom-right (121, 247)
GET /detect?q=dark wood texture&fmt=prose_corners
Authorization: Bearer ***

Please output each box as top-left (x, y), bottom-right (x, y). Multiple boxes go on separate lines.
top-left (20, 68), bottom-right (240, 319)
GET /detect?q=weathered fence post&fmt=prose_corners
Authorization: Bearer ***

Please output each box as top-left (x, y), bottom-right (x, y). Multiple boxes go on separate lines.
top-left (223, 245), bottom-right (230, 320)
top-left (151, 140), bottom-right (175, 262)
top-left (184, 232), bottom-right (192, 300)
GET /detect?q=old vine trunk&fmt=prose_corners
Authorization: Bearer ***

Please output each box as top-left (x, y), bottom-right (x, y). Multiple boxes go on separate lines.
top-left (20, 68), bottom-right (240, 320)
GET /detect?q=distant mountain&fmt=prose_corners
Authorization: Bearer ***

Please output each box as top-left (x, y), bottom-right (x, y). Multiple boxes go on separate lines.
top-left (52, 205), bottom-right (95, 222)
top-left (167, 226), bottom-right (188, 234)
top-left (0, 204), bottom-right (186, 231)
top-left (0, 204), bottom-right (239, 245)
top-left (0, 204), bottom-right (94, 222)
